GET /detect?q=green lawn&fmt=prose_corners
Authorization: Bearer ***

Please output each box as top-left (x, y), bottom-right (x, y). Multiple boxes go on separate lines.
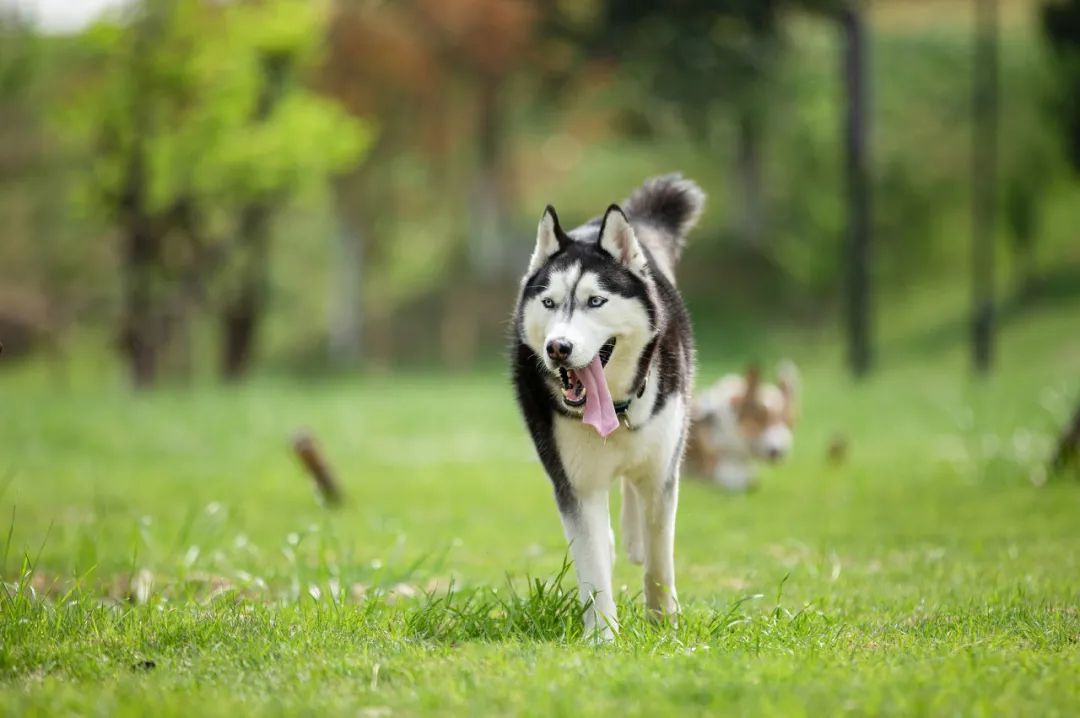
top-left (2, 300), bottom-right (1079, 716)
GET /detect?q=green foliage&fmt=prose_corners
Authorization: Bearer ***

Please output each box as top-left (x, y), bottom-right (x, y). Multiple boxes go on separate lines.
top-left (736, 26), bottom-right (1073, 303)
top-left (0, 7), bottom-right (39, 101)
top-left (56, 0), bottom-right (374, 221)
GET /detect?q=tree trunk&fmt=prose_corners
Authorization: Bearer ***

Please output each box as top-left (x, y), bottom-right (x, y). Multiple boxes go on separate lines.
top-left (1051, 399), bottom-right (1080, 474)
top-left (161, 315), bottom-right (193, 385)
top-left (219, 203), bottom-right (271, 382)
top-left (733, 106), bottom-right (766, 247)
top-left (971, 0), bottom-right (999, 375)
top-left (120, 224), bottom-right (162, 389)
top-left (840, 6), bottom-right (873, 378)
top-left (217, 53), bottom-right (288, 382)
top-left (468, 76), bottom-right (507, 280)
top-left (328, 185), bottom-right (365, 367)
top-left (446, 75), bottom-right (507, 372)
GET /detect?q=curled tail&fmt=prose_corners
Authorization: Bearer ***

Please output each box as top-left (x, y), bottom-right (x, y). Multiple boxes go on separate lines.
top-left (622, 173), bottom-right (707, 265)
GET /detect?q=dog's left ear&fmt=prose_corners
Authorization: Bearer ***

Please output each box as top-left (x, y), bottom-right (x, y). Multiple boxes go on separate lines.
top-left (736, 363), bottom-right (761, 417)
top-left (597, 204), bottom-right (647, 273)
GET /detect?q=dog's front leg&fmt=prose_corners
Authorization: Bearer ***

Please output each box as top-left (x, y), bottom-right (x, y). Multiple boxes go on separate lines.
top-left (714, 459), bottom-right (756, 493)
top-left (559, 491), bottom-right (617, 642)
top-left (640, 474), bottom-right (680, 623)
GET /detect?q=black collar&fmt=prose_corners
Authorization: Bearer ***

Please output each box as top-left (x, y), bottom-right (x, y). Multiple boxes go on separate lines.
top-left (613, 367), bottom-right (650, 418)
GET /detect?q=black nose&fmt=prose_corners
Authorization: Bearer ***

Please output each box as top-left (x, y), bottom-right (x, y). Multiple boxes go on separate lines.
top-left (546, 338), bottom-right (573, 361)
top-left (765, 447), bottom-right (782, 461)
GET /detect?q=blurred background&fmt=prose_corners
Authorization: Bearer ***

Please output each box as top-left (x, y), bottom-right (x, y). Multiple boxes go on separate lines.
top-left (0, 0), bottom-right (1078, 387)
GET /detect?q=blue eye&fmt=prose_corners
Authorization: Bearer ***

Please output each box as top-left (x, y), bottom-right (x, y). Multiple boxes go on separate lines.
top-left (587, 296), bottom-right (607, 308)
top-left (542, 298), bottom-right (556, 309)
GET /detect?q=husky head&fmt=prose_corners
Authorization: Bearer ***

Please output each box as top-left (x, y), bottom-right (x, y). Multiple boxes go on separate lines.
top-left (516, 203), bottom-right (658, 411)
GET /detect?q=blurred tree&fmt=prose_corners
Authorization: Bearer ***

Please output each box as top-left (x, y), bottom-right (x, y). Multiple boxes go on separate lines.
top-left (550, 0), bottom-right (881, 376)
top-left (218, 50), bottom-right (289, 382)
top-left (546, 0), bottom-right (843, 249)
top-left (971, 0), bottom-right (999, 375)
top-left (57, 0), bottom-right (373, 387)
top-left (410, 0), bottom-right (537, 277)
top-left (318, 0), bottom-right (537, 370)
top-left (1003, 158), bottom-right (1044, 297)
top-left (838, 2), bottom-right (872, 378)
top-left (319, 0), bottom-right (458, 368)
top-left (0, 6), bottom-right (39, 183)
top-left (593, 0), bottom-right (788, 246)
top-left (1042, 0), bottom-right (1080, 174)
top-left (0, 8), bottom-right (51, 361)
top-left (1050, 396), bottom-right (1080, 476)
top-left (999, 54), bottom-right (1065, 298)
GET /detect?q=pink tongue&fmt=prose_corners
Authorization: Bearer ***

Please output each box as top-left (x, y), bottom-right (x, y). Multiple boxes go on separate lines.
top-left (578, 355), bottom-right (620, 438)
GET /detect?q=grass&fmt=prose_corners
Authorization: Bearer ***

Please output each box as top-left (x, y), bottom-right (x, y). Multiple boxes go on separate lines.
top-left (2, 295), bottom-right (1080, 716)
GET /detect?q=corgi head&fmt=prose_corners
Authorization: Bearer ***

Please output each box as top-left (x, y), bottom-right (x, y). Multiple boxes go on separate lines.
top-left (691, 360), bottom-right (800, 464)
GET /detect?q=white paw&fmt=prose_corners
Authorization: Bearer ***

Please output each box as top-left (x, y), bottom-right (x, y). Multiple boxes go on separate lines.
top-left (584, 600), bottom-right (619, 644)
top-left (584, 619), bottom-right (618, 644)
top-left (714, 463), bottom-right (756, 493)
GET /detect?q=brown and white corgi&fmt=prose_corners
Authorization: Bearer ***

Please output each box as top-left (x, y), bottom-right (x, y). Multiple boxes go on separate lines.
top-left (683, 360), bottom-right (800, 492)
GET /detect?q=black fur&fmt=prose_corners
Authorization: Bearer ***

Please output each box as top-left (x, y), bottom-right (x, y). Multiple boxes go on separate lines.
top-left (621, 173), bottom-right (705, 262)
top-left (510, 175), bottom-right (704, 516)
top-left (513, 341), bottom-right (580, 516)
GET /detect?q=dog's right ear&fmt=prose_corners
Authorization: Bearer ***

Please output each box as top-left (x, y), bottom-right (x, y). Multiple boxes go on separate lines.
top-left (777, 359), bottom-right (800, 426)
top-left (527, 205), bottom-right (571, 274)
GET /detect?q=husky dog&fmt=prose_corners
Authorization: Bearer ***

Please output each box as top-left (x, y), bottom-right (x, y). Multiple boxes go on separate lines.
top-left (684, 361), bottom-right (800, 492)
top-left (510, 174), bottom-right (706, 641)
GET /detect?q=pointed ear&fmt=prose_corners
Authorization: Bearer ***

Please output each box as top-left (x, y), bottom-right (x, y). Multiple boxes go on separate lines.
top-left (736, 364), bottom-right (761, 417)
top-left (596, 204), bottom-right (646, 273)
top-left (527, 205), bottom-right (570, 274)
top-left (744, 364), bottom-right (761, 398)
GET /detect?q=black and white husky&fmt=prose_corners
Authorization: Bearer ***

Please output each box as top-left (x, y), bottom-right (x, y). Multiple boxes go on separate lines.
top-left (510, 173), bottom-right (706, 641)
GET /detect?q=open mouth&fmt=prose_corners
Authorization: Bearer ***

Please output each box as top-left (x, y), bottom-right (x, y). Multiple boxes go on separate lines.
top-left (558, 338), bottom-right (616, 407)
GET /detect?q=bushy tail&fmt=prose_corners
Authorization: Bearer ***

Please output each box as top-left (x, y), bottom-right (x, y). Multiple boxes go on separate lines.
top-left (622, 173), bottom-right (706, 264)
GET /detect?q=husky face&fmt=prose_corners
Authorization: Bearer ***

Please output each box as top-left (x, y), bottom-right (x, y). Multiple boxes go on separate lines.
top-left (517, 205), bottom-right (657, 409)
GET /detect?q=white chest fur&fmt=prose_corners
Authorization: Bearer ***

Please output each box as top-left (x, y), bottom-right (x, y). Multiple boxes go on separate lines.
top-left (552, 392), bottom-right (686, 494)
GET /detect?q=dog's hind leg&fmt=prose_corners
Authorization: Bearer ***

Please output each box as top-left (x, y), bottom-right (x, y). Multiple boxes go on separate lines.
top-left (619, 477), bottom-right (645, 565)
top-left (639, 474), bottom-right (680, 624)
top-left (559, 491), bottom-right (618, 642)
